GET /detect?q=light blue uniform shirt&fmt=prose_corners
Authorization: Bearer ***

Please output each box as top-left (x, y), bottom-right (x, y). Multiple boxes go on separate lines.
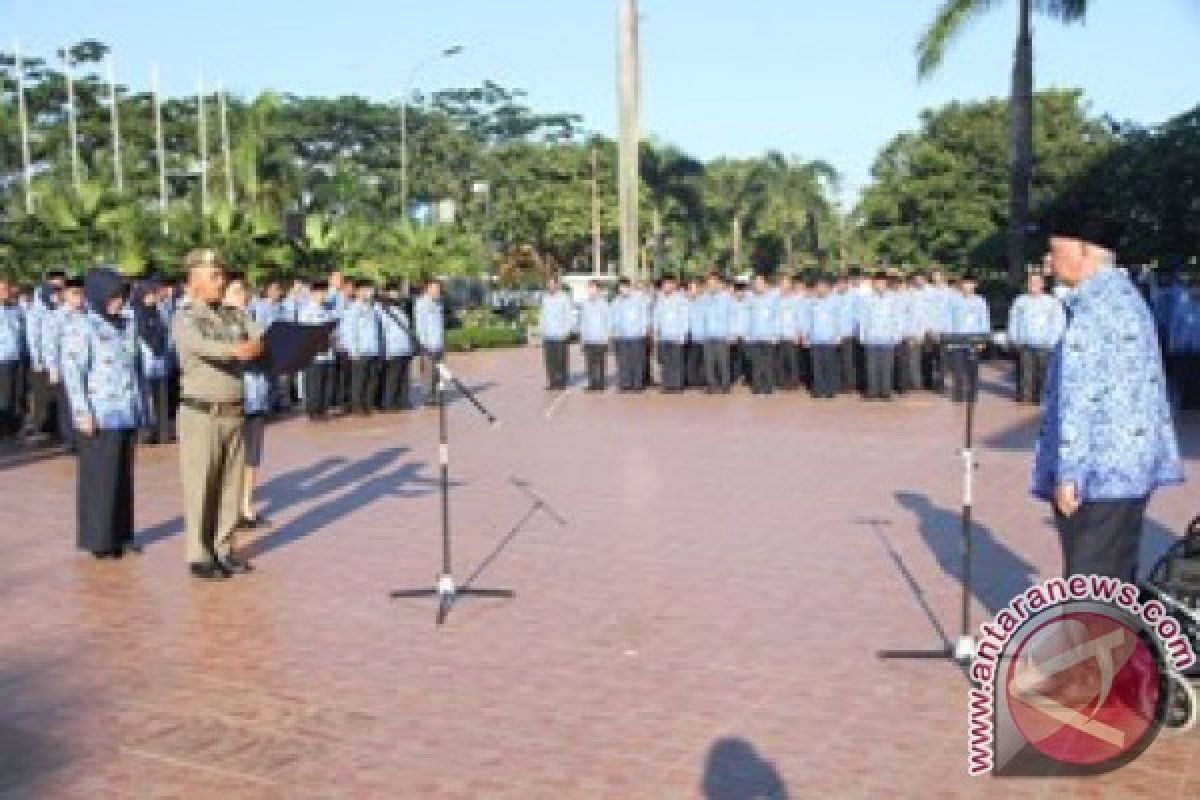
top-left (578, 298), bottom-right (613, 345)
top-left (380, 305), bottom-right (415, 357)
top-left (1169, 297), bottom-right (1200, 353)
top-left (338, 300), bottom-right (383, 358)
top-left (729, 295), bottom-right (750, 340)
top-left (687, 295), bottom-right (706, 341)
top-left (858, 292), bottom-right (902, 346)
top-left (612, 293), bottom-right (649, 339)
top-left (244, 370), bottom-right (272, 415)
top-left (700, 291), bottom-right (733, 341)
top-left (777, 293), bottom-right (805, 341)
top-left (298, 299), bottom-right (335, 363)
top-left (653, 293), bottom-right (691, 344)
top-left (539, 291), bottom-right (575, 341)
top-left (60, 312), bottom-right (148, 431)
top-left (414, 296), bottom-right (445, 353)
top-left (951, 294), bottom-right (991, 335)
top-left (0, 304), bottom-right (23, 363)
top-left (746, 292), bottom-right (780, 343)
top-left (250, 298), bottom-right (286, 329)
top-left (1008, 293), bottom-right (1067, 350)
top-left (1033, 267), bottom-right (1184, 502)
top-left (809, 295), bottom-right (842, 345)
top-left (922, 286), bottom-right (954, 335)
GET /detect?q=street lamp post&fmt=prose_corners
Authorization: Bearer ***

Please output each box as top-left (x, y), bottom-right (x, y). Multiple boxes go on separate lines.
top-left (400, 46), bottom-right (463, 222)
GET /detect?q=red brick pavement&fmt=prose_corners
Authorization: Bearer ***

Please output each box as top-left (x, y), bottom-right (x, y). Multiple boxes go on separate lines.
top-left (0, 346), bottom-right (1197, 799)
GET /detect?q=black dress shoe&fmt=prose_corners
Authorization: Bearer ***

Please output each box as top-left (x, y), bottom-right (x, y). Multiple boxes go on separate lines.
top-left (189, 562), bottom-right (230, 581)
top-left (221, 556), bottom-right (255, 574)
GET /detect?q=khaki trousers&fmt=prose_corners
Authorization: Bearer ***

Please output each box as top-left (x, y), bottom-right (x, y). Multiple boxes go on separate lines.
top-left (178, 405), bottom-right (246, 564)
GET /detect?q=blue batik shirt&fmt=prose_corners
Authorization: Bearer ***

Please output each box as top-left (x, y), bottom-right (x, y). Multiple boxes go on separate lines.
top-left (808, 296), bottom-right (842, 345)
top-left (60, 311), bottom-right (148, 431)
top-left (0, 303), bottom-right (25, 363)
top-left (43, 306), bottom-right (84, 377)
top-left (539, 291), bottom-right (575, 341)
top-left (653, 293), bottom-right (691, 344)
top-left (1169, 297), bottom-right (1200, 354)
top-left (687, 295), bottom-right (706, 341)
top-left (414, 296), bottom-right (445, 353)
top-left (1008, 293), bottom-right (1067, 350)
top-left (1033, 266), bottom-right (1184, 502)
top-left (579, 298), bottom-right (613, 345)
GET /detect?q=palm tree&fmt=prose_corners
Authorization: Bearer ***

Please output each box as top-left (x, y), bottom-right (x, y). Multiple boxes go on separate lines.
top-left (639, 142), bottom-right (703, 276)
top-left (705, 159), bottom-right (770, 274)
top-left (761, 152), bottom-right (839, 268)
top-left (917, 0), bottom-right (1089, 284)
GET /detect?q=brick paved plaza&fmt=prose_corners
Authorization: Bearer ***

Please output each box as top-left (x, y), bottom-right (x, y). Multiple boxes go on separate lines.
top-left (1, 345), bottom-right (1197, 799)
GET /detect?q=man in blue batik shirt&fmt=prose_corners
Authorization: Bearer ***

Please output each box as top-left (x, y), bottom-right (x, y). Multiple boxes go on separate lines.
top-left (578, 280), bottom-right (612, 392)
top-left (1168, 277), bottom-right (1200, 411)
top-left (539, 276), bottom-right (575, 391)
top-left (0, 277), bottom-right (26, 437)
top-left (653, 274), bottom-right (690, 393)
top-left (700, 274), bottom-right (733, 394)
top-left (612, 278), bottom-right (649, 392)
top-left (947, 274), bottom-right (991, 404)
top-left (1007, 271), bottom-right (1067, 405)
top-left (858, 272), bottom-right (902, 401)
top-left (1033, 212), bottom-right (1184, 581)
top-left (339, 279), bottom-right (384, 415)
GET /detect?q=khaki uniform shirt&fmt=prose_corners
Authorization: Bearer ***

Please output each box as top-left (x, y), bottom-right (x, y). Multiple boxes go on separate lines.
top-left (171, 299), bottom-right (263, 402)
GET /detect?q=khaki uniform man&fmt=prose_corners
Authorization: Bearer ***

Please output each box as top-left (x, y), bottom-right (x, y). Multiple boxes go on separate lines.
top-left (172, 250), bottom-right (264, 580)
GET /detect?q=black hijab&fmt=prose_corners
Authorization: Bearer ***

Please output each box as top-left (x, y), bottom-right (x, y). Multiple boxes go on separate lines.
top-left (84, 267), bottom-right (128, 328)
top-left (129, 278), bottom-right (168, 355)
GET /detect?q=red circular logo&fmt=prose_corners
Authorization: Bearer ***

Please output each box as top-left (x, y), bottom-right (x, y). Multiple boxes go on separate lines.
top-left (1006, 610), bottom-right (1164, 766)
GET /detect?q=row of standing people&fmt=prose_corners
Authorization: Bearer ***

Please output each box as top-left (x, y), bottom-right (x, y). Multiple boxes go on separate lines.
top-left (538, 269), bottom-right (1069, 404)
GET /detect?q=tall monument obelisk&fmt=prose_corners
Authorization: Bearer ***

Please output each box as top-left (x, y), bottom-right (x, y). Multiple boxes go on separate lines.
top-left (616, 0), bottom-right (641, 278)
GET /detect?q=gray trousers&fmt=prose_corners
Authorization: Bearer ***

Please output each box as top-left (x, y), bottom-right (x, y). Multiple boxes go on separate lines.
top-left (1056, 497), bottom-right (1149, 582)
top-left (543, 339), bottom-right (570, 389)
top-left (658, 341), bottom-right (685, 391)
top-left (1017, 347), bottom-right (1053, 404)
top-left (615, 338), bottom-right (646, 390)
top-left (865, 345), bottom-right (896, 399)
top-left (421, 351), bottom-right (444, 405)
top-left (178, 406), bottom-right (245, 564)
top-left (582, 343), bottom-right (607, 390)
top-left (703, 341), bottom-right (731, 391)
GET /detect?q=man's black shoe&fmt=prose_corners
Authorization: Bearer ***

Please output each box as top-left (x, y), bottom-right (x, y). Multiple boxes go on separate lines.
top-left (189, 562), bottom-right (230, 581)
top-left (221, 556), bottom-right (255, 574)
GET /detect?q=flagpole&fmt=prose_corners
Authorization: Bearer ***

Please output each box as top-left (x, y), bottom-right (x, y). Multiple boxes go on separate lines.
top-left (63, 48), bottom-right (81, 191)
top-left (153, 65), bottom-right (168, 235)
top-left (218, 80), bottom-right (234, 208)
top-left (107, 54), bottom-right (123, 193)
top-left (198, 73), bottom-right (209, 216)
top-left (14, 39), bottom-right (34, 213)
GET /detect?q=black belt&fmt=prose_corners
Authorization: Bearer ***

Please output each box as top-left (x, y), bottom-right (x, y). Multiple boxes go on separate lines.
top-left (180, 397), bottom-right (244, 417)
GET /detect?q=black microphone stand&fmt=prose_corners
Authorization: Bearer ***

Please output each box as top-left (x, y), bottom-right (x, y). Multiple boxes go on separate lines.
top-left (379, 298), bottom-right (513, 625)
top-left (879, 337), bottom-right (984, 666)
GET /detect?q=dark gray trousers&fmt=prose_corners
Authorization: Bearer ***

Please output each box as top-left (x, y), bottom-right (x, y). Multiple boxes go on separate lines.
top-left (1055, 497), bottom-right (1149, 582)
top-left (543, 338), bottom-right (570, 389)
top-left (583, 343), bottom-right (607, 390)
top-left (1017, 346), bottom-right (1053, 404)
top-left (865, 344), bottom-right (896, 399)
top-left (703, 341), bottom-right (731, 392)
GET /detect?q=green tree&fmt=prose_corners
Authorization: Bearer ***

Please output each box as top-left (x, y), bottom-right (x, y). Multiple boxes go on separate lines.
top-left (856, 90), bottom-right (1112, 268)
top-left (918, 0), bottom-right (1089, 283)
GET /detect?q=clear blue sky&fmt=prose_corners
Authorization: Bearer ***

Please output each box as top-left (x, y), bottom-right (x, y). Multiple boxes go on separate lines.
top-left (4, 0), bottom-right (1198, 202)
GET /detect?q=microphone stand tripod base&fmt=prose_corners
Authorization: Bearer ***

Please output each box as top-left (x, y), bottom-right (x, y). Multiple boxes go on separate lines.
top-left (954, 635), bottom-right (976, 665)
top-left (390, 576), bottom-right (514, 626)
